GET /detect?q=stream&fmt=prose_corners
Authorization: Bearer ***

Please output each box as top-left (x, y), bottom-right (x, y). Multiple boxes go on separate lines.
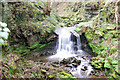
top-left (28, 27), bottom-right (106, 78)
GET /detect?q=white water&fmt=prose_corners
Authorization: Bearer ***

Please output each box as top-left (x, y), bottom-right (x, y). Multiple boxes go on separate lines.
top-left (71, 56), bottom-right (93, 78)
top-left (77, 36), bottom-right (81, 50)
top-left (47, 27), bottom-right (93, 78)
top-left (48, 28), bottom-right (76, 60)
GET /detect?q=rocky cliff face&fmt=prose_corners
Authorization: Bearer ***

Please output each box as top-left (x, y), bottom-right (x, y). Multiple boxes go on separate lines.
top-left (3, 2), bottom-right (60, 47)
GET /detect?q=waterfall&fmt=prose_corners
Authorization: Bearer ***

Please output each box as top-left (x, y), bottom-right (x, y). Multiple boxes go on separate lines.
top-left (77, 36), bottom-right (81, 50)
top-left (47, 27), bottom-right (93, 78)
top-left (48, 27), bottom-right (79, 60)
top-left (57, 28), bottom-right (73, 54)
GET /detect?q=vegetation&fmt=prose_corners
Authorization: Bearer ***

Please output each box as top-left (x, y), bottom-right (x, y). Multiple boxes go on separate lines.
top-left (0, 21), bottom-right (10, 45)
top-left (71, 2), bottom-right (120, 79)
top-left (0, 1), bottom-right (119, 79)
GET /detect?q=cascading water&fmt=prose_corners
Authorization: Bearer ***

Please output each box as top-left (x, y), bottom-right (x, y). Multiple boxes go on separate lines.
top-left (57, 28), bottom-right (73, 54)
top-left (47, 27), bottom-right (93, 78)
top-left (70, 56), bottom-right (93, 78)
top-left (77, 36), bottom-right (81, 50)
top-left (48, 27), bottom-right (76, 60)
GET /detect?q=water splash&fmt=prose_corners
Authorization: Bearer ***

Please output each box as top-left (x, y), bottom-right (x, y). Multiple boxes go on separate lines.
top-left (77, 60), bottom-right (93, 78)
top-left (70, 55), bottom-right (93, 78)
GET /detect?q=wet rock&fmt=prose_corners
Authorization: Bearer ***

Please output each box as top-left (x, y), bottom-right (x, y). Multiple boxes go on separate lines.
top-left (90, 70), bottom-right (95, 75)
top-left (53, 61), bottom-right (59, 64)
top-left (84, 66), bottom-right (88, 70)
top-left (51, 64), bottom-right (60, 67)
top-left (81, 66), bottom-right (88, 71)
top-left (72, 63), bottom-right (78, 68)
top-left (76, 60), bottom-right (81, 65)
top-left (81, 56), bottom-right (86, 60)
top-left (41, 69), bottom-right (47, 74)
top-left (61, 58), bottom-right (71, 64)
top-left (71, 58), bottom-right (77, 63)
top-left (81, 68), bottom-right (85, 71)
top-left (66, 64), bottom-right (73, 68)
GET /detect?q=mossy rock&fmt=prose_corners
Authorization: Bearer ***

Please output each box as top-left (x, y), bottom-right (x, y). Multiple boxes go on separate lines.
top-left (41, 69), bottom-right (47, 74)
top-left (104, 61), bottom-right (111, 69)
top-left (95, 30), bottom-right (104, 37)
top-left (48, 74), bottom-right (56, 78)
top-left (74, 28), bottom-right (81, 33)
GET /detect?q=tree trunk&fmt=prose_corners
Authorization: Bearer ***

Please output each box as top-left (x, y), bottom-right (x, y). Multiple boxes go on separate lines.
top-left (115, 0), bottom-right (120, 29)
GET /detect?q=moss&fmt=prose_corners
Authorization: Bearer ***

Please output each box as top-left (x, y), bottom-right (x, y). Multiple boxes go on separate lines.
top-left (74, 28), bottom-right (81, 33)
top-left (57, 72), bottom-right (76, 79)
top-left (84, 18), bottom-right (118, 78)
top-left (28, 42), bottom-right (39, 49)
top-left (41, 69), bottom-right (47, 73)
top-left (110, 47), bottom-right (117, 53)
